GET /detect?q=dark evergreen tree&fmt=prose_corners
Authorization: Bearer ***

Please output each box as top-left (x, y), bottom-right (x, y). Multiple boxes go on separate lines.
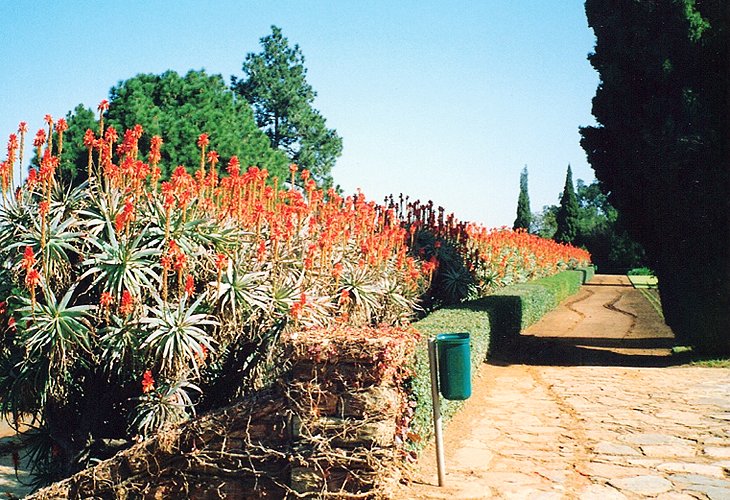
top-left (573, 179), bottom-right (646, 273)
top-left (580, 0), bottom-right (729, 354)
top-left (554, 165), bottom-right (579, 244)
top-left (533, 178), bottom-right (646, 271)
top-left (58, 70), bottom-right (289, 183)
top-left (513, 166), bottom-right (531, 231)
top-left (56, 104), bottom-right (97, 186)
top-left (232, 26), bottom-right (342, 186)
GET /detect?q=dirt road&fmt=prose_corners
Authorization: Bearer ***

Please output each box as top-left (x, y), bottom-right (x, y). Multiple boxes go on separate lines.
top-left (399, 276), bottom-right (730, 499)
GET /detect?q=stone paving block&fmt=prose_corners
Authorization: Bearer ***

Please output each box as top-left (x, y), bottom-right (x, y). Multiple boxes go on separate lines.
top-left (480, 471), bottom-right (544, 486)
top-left (608, 475), bottom-right (673, 495)
top-left (578, 461), bottom-right (653, 479)
top-left (593, 441), bottom-right (641, 456)
top-left (704, 446), bottom-right (730, 458)
top-left (625, 458), bottom-right (663, 467)
top-left (668, 473), bottom-right (730, 498)
top-left (452, 447), bottom-right (493, 466)
top-left (655, 410), bottom-right (710, 426)
top-left (656, 462), bottom-right (726, 478)
top-left (621, 433), bottom-right (695, 446)
top-left (640, 445), bottom-right (698, 458)
top-left (656, 493), bottom-right (706, 500)
top-left (578, 484), bottom-right (628, 500)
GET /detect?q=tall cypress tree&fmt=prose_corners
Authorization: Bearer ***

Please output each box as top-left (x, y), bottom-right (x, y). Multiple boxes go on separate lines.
top-left (513, 165), bottom-right (531, 231)
top-left (580, 0), bottom-right (729, 354)
top-left (554, 165), bottom-right (579, 243)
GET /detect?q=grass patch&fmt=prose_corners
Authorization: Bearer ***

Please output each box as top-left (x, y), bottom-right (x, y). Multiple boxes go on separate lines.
top-left (628, 266), bottom-right (655, 276)
top-left (638, 288), bottom-right (664, 320)
top-left (672, 346), bottom-right (730, 367)
top-left (690, 358), bottom-right (730, 368)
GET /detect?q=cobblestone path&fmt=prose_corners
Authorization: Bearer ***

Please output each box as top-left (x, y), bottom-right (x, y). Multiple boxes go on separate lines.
top-left (400, 276), bottom-right (730, 499)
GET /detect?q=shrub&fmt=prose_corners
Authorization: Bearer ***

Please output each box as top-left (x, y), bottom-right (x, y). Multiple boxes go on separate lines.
top-left (0, 111), bottom-right (429, 484)
top-left (0, 111), bottom-right (591, 486)
top-left (628, 267), bottom-right (655, 276)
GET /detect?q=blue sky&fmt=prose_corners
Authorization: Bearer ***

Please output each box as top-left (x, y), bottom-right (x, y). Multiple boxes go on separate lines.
top-left (0, 1), bottom-right (598, 228)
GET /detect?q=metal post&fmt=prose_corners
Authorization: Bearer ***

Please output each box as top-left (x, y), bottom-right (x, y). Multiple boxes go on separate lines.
top-left (428, 337), bottom-right (446, 486)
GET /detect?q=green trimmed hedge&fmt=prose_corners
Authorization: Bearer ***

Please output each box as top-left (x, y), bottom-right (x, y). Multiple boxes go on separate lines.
top-left (407, 270), bottom-right (583, 449)
top-left (576, 265), bottom-right (595, 283)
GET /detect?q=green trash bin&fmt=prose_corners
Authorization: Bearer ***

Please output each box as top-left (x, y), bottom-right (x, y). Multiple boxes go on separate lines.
top-left (436, 332), bottom-right (471, 400)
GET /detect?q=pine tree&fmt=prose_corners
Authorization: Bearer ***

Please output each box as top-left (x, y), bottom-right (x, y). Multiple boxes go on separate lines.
top-left (513, 166), bottom-right (531, 231)
top-left (554, 165), bottom-right (579, 244)
top-left (232, 26), bottom-right (342, 186)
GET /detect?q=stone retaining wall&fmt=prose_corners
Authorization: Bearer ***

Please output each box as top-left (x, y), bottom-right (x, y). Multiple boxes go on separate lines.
top-left (29, 328), bottom-right (415, 499)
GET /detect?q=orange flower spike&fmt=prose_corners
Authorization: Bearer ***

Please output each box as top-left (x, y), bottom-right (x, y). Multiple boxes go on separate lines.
top-left (227, 156), bottom-right (240, 177)
top-left (207, 150), bottom-right (219, 169)
top-left (148, 135), bottom-right (163, 168)
top-left (141, 370), bottom-right (155, 394)
top-left (184, 274), bottom-right (195, 296)
top-left (38, 200), bottom-right (50, 217)
top-left (15, 122), bottom-right (27, 186)
top-left (24, 268), bottom-right (41, 290)
top-left (43, 115), bottom-right (54, 154)
top-left (55, 118), bottom-right (68, 155)
top-left (33, 129), bottom-right (46, 158)
top-left (97, 100), bottom-right (109, 136)
top-left (289, 163), bottom-right (297, 187)
top-left (119, 290), bottom-right (134, 316)
top-left (197, 133), bottom-right (209, 177)
top-left (100, 291), bottom-right (113, 309)
top-left (257, 240), bottom-right (267, 262)
top-left (338, 289), bottom-right (351, 306)
top-left (22, 245), bottom-right (36, 271)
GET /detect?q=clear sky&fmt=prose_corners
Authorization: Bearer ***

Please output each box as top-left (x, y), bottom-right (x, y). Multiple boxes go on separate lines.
top-left (0, 1), bottom-right (598, 229)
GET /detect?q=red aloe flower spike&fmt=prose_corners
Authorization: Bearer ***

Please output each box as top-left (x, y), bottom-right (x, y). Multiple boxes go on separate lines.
top-left (97, 100), bottom-right (109, 136)
top-left (22, 246), bottom-right (35, 271)
top-left (184, 274), bottom-right (194, 296)
top-left (141, 370), bottom-right (155, 394)
top-left (119, 290), bottom-right (134, 315)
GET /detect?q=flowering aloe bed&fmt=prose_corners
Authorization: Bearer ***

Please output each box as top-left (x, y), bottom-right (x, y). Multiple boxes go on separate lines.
top-left (0, 105), bottom-right (589, 485)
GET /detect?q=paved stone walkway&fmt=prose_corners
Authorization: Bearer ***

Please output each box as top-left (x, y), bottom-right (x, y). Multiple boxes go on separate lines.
top-left (0, 421), bottom-right (32, 499)
top-left (400, 276), bottom-right (730, 499)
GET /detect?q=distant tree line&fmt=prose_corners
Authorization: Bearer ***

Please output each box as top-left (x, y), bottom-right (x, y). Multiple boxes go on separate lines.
top-left (515, 166), bottom-right (645, 273)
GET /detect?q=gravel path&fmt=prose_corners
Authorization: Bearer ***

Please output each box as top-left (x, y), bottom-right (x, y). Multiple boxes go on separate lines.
top-left (400, 276), bottom-right (730, 499)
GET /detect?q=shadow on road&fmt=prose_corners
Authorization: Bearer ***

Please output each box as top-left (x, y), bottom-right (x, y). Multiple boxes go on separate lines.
top-left (483, 278), bottom-right (685, 368)
top-left (489, 334), bottom-right (682, 368)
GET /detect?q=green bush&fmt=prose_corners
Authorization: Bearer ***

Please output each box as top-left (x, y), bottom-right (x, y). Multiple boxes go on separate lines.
top-left (407, 270), bottom-right (583, 449)
top-left (576, 265), bottom-right (595, 283)
top-left (627, 266), bottom-right (655, 276)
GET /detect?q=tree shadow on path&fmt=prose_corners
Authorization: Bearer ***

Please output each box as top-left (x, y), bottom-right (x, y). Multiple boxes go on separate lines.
top-left (490, 334), bottom-right (680, 368)
top-left (483, 285), bottom-right (687, 368)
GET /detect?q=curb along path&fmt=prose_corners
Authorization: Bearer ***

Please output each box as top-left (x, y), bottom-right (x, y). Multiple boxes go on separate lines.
top-left (400, 275), bottom-right (730, 499)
